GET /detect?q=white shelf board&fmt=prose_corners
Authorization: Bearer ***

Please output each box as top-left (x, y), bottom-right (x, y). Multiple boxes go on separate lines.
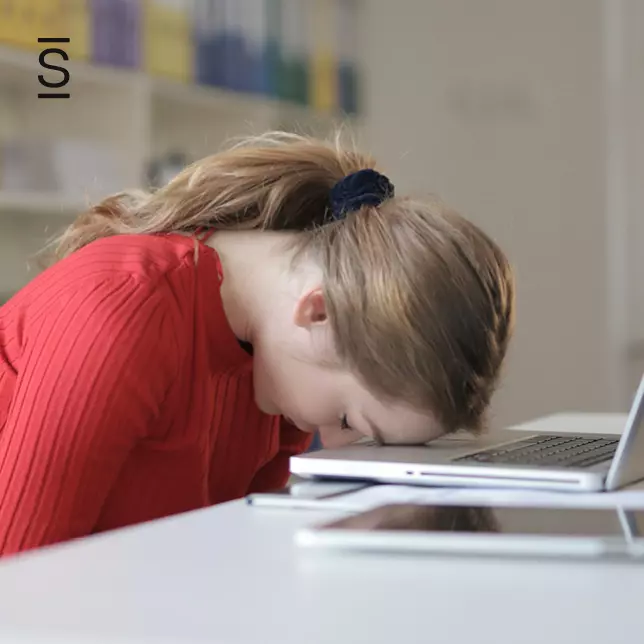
top-left (0, 44), bottom-right (358, 224)
top-left (0, 44), bottom-right (141, 89)
top-left (149, 75), bottom-right (352, 129)
top-left (0, 44), bottom-right (353, 125)
top-left (0, 192), bottom-right (84, 216)
top-left (150, 76), bottom-right (275, 116)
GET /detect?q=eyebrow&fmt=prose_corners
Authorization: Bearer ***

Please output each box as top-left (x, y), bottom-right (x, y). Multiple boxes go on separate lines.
top-left (365, 417), bottom-right (385, 446)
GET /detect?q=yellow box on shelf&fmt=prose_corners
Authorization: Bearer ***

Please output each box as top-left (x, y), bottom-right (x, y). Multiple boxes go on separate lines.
top-left (0, 1), bottom-right (18, 45)
top-left (2, 0), bottom-right (41, 50)
top-left (309, 0), bottom-right (338, 113)
top-left (64, 0), bottom-right (90, 60)
top-left (144, 0), bottom-right (194, 82)
top-left (36, 1), bottom-right (66, 48)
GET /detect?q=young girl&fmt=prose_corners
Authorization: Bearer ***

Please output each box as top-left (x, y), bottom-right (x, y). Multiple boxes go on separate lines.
top-left (0, 132), bottom-right (514, 556)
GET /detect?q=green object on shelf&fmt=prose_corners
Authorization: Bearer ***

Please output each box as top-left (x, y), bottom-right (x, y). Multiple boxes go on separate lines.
top-left (266, 0), bottom-right (282, 98)
top-left (280, 57), bottom-right (309, 105)
top-left (278, 0), bottom-right (310, 106)
top-left (339, 62), bottom-right (359, 115)
top-left (278, 58), bottom-right (292, 102)
top-left (265, 40), bottom-right (282, 98)
top-left (292, 57), bottom-right (309, 106)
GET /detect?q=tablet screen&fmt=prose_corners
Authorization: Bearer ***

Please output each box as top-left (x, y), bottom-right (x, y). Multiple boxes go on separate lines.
top-left (322, 504), bottom-right (644, 538)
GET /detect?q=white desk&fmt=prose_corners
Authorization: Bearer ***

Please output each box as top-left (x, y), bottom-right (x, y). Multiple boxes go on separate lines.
top-left (0, 413), bottom-right (642, 644)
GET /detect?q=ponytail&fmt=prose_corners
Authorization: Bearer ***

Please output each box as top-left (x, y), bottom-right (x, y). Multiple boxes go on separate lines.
top-left (49, 132), bottom-right (373, 262)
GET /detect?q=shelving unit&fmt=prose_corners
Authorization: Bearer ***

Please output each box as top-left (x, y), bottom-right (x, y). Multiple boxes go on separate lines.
top-left (0, 43), bottom-right (356, 211)
top-left (0, 43), bottom-right (361, 294)
top-left (0, 191), bottom-right (85, 215)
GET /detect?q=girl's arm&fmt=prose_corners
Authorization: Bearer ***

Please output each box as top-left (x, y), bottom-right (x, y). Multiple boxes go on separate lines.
top-left (0, 275), bottom-right (179, 556)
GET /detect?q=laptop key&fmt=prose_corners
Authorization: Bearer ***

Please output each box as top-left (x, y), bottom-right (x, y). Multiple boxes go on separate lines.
top-left (455, 435), bottom-right (620, 469)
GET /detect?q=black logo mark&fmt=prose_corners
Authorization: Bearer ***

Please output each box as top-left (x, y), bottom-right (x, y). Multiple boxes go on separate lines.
top-left (38, 38), bottom-right (70, 99)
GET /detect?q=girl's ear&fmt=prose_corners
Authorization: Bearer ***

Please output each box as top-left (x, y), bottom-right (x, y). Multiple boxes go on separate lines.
top-left (293, 287), bottom-right (327, 328)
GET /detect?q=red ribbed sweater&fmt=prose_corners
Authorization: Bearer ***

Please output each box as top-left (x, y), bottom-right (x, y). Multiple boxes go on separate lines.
top-left (0, 233), bottom-right (311, 556)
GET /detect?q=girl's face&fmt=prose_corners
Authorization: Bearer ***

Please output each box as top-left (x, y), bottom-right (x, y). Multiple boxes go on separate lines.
top-left (252, 287), bottom-right (442, 448)
top-left (257, 360), bottom-right (441, 448)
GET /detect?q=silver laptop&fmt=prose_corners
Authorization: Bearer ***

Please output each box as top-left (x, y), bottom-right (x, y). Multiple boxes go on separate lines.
top-left (291, 375), bottom-right (644, 493)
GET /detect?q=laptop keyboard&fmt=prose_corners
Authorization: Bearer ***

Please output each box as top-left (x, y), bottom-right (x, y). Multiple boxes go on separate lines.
top-left (453, 435), bottom-right (619, 469)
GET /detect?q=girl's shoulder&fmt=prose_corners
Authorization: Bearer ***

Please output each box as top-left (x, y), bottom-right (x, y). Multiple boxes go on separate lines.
top-left (3, 234), bottom-right (210, 327)
top-left (67, 233), bottom-right (202, 282)
top-left (0, 235), bottom-right (202, 370)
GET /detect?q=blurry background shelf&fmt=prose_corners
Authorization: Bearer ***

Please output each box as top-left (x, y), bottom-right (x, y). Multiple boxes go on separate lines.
top-left (0, 43), bottom-right (141, 89)
top-left (0, 0), bottom-right (362, 225)
top-left (0, 192), bottom-right (83, 217)
top-left (148, 73), bottom-right (350, 124)
top-left (149, 75), bottom-right (275, 113)
top-left (0, 0), bottom-right (363, 305)
top-left (0, 43), bottom-right (354, 124)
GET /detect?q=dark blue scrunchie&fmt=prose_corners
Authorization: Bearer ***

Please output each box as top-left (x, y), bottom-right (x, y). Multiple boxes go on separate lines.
top-left (329, 169), bottom-right (395, 220)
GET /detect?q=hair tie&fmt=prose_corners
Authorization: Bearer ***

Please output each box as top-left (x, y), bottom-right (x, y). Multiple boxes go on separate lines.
top-left (329, 169), bottom-right (395, 220)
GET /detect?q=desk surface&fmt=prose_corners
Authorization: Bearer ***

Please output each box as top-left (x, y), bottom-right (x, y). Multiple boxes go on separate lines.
top-left (0, 413), bottom-right (641, 644)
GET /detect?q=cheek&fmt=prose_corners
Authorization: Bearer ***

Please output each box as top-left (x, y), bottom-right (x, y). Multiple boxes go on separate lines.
top-left (289, 375), bottom-right (341, 425)
top-left (318, 426), bottom-right (362, 449)
top-left (253, 352), bottom-right (342, 424)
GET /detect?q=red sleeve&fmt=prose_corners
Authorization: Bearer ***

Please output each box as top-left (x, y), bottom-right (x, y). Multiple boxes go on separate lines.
top-left (0, 274), bottom-right (179, 556)
top-left (247, 419), bottom-right (313, 493)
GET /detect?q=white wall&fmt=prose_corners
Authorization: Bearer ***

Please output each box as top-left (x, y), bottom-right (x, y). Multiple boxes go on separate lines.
top-left (361, 0), bottom-right (633, 426)
top-left (619, 0), bottom-right (644, 394)
top-left (0, 215), bottom-right (59, 299)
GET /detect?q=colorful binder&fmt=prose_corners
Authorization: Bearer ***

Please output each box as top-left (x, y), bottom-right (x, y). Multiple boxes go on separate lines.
top-left (194, 0), bottom-right (226, 87)
top-left (0, 1), bottom-right (13, 45)
top-left (242, 0), bottom-right (269, 94)
top-left (66, 0), bottom-right (90, 60)
top-left (264, 0), bottom-right (282, 98)
top-left (144, 0), bottom-right (193, 82)
top-left (91, 0), bottom-right (140, 68)
top-left (1, 0), bottom-right (361, 113)
top-left (310, 0), bottom-right (338, 112)
top-left (280, 0), bottom-right (309, 105)
top-left (11, 0), bottom-right (41, 50)
top-left (222, 0), bottom-right (245, 91)
top-left (337, 0), bottom-right (359, 114)
top-left (119, 0), bottom-right (142, 68)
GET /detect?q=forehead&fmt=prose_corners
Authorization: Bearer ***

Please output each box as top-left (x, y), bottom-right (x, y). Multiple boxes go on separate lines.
top-left (359, 390), bottom-right (442, 444)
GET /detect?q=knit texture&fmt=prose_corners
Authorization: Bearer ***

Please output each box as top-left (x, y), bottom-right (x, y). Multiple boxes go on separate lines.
top-left (0, 234), bottom-right (311, 556)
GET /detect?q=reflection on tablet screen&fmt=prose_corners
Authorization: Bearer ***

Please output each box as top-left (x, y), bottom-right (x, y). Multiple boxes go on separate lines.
top-left (324, 504), bottom-right (643, 537)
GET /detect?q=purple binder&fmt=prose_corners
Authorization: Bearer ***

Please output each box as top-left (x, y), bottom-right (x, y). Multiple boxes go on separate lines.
top-left (91, 0), bottom-right (141, 68)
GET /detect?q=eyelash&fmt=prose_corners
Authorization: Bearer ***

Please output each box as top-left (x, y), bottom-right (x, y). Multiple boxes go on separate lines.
top-left (340, 414), bottom-right (352, 431)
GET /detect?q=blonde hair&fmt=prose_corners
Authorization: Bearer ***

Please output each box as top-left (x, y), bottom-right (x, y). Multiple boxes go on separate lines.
top-left (51, 132), bottom-right (515, 434)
